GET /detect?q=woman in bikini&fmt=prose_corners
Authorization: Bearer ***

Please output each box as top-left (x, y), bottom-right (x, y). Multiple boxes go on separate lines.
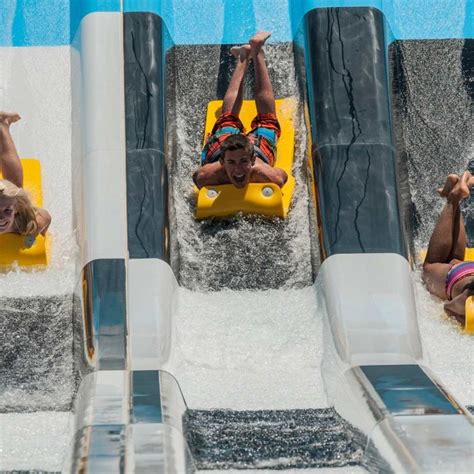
top-left (0, 112), bottom-right (51, 244)
top-left (423, 171), bottom-right (474, 322)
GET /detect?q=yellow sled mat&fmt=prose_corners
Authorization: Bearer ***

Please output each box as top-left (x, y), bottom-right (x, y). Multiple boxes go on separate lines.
top-left (195, 98), bottom-right (296, 219)
top-left (466, 295), bottom-right (474, 334)
top-left (0, 158), bottom-right (49, 269)
top-left (465, 248), bottom-right (474, 334)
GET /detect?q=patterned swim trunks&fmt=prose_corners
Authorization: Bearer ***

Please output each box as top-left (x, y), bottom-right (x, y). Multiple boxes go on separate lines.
top-left (201, 112), bottom-right (281, 166)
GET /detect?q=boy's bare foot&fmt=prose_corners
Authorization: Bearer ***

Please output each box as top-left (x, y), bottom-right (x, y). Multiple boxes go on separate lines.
top-left (230, 44), bottom-right (251, 61)
top-left (437, 174), bottom-right (459, 197)
top-left (0, 112), bottom-right (21, 126)
top-left (448, 171), bottom-right (471, 203)
top-left (249, 31), bottom-right (271, 54)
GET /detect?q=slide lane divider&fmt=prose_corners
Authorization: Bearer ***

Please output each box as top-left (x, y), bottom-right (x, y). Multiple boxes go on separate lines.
top-left (69, 10), bottom-right (130, 471)
top-left (124, 11), bottom-right (193, 470)
top-left (303, 7), bottom-right (474, 472)
top-left (67, 11), bottom-right (193, 473)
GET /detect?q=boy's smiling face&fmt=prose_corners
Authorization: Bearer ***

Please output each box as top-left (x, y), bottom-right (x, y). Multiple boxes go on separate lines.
top-left (220, 148), bottom-right (255, 188)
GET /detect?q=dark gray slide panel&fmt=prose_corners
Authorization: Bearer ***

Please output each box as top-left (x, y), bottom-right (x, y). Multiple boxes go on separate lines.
top-left (124, 13), bottom-right (170, 261)
top-left (305, 7), bottom-right (407, 258)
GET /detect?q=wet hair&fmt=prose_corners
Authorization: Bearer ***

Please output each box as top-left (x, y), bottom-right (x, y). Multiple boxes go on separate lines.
top-left (0, 179), bottom-right (38, 235)
top-left (220, 134), bottom-right (253, 160)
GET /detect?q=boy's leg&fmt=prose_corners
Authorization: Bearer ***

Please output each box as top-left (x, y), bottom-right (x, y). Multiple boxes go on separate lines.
top-left (0, 112), bottom-right (23, 188)
top-left (249, 32), bottom-right (275, 115)
top-left (222, 45), bottom-right (251, 116)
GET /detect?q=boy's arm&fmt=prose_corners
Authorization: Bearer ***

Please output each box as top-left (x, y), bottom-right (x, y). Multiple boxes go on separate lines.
top-left (251, 163), bottom-right (288, 188)
top-left (193, 162), bottom-right (230, 189)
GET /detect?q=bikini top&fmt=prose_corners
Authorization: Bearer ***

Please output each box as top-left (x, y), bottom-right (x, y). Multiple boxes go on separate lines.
top-left (445, 261), bottom-right (474, 300)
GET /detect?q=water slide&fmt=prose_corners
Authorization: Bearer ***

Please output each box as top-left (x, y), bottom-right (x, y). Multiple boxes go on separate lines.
top-left (1, 0), bottom-right (473, 472)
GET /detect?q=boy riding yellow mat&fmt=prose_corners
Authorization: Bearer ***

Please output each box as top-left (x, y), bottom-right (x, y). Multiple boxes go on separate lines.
top-left (193, 32), bottom-right (287, 191)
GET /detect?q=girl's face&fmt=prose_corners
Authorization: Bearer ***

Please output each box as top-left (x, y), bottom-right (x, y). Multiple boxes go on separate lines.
top-left (0, 195), bottom-right (16, 233)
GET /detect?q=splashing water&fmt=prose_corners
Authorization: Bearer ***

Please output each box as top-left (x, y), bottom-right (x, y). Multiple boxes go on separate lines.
top-left (168, 43), bottom-right (315, 291)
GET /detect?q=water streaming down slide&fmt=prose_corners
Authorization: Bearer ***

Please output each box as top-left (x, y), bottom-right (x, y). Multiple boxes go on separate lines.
top-left (164, 38), bottom-right (322, 412)
top-left (167, 42), bottom-right (314, 291)
top-left (1, 0), bottom-right (473, 472)
top-left (390, 37), bottom-right (474, 407)
top-left (0, 37), bottom-right (77, 471)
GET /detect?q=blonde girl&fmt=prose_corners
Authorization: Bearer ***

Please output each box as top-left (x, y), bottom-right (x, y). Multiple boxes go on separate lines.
top-left (0, 112), bottom-right (50, 242)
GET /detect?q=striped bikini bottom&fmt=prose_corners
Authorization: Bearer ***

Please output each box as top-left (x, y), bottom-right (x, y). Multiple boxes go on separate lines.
top-left (445, 260), bottom-right (474, 300)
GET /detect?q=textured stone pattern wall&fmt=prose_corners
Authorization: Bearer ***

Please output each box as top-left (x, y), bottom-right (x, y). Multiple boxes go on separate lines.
top-left (390, 39), bottom-right (474, 248)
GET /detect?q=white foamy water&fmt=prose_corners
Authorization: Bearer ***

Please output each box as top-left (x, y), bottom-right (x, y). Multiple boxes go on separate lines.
top-left (413, 271), bottom-right (474, 406)
top-left (170, 273), bottom-right (474, 412)
top-left (0, 411), bottom-right (72, 471)
top-left (168, 285), bottom-right (328, 410)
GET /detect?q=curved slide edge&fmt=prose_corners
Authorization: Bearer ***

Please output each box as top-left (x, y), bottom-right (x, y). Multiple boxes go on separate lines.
top-left (67, 12), bottom-right (194, 472)
top-left (317, 253), bottom-right (474, 472)
top-left (304, 6), bottom-right (474, 472)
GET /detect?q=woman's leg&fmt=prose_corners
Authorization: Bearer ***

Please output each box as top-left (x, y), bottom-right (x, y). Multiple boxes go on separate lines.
top-left (249, 32), bottom-right (275, 115)
top-left (425, 173), bottom-right (470, 264)
top-left (424, 201), bottom-right (461, 264)
top-left (450, 171), bottom-right (472, 260)
top-left (222, 45), bottom-right (251, 116)
top-left (0, 112), bottom-right (23, 188)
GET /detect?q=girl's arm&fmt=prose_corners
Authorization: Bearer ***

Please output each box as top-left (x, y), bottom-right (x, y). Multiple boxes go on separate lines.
top-left (35, 207), bottom-right (51, 236)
